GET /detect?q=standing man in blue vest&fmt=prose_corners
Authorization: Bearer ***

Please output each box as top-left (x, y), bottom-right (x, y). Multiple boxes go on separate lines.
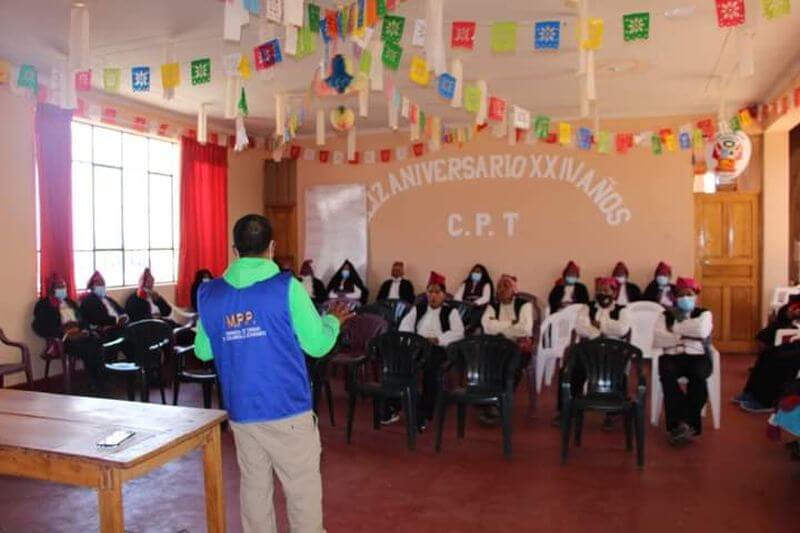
top-left (194, 214), bottom-right (351, 533)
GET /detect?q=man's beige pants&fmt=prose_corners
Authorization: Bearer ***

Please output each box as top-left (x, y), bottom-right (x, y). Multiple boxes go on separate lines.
top-left (231, 411), bottom-right (323, 533)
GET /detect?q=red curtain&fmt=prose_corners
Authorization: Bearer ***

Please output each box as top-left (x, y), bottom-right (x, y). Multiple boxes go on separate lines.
top-left (176, 137), bottom-right (229, 307)
top-left (35, 103), bottom-right (76, 299)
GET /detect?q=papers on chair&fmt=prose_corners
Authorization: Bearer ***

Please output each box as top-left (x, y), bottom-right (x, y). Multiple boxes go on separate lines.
top-left (774, 328), bottom-right (800, 346)
top-left (107, 362), bottom-right (138, 371)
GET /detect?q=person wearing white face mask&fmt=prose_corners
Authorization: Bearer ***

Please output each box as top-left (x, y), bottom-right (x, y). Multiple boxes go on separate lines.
top-left (643, 261), bottom-right (677, 307)
top-left (610, 262), bottom-right (641, 305)
top-left (454, 264), bottom-right (494, 306)
top-left (80, 271), bottom-right (128, 333)
top-left (325, 259), bottom-right (368, 305)
top-left (547, 261), bottom-right (590, 314)
top-left (376, 261), bottom-right (416, 305)
top-left (298, 260), bottom-right (327, 306)
top-left (654, 277), bottom-right (714, 446)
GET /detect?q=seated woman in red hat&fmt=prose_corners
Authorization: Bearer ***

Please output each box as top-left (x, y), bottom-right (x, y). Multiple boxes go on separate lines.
top-left (397, 271), bottom-right (464, 430)
top-left (611, 262), bottom-right (642, 305)
top-left (125, 268), bottom-right (173, 323)
top-left (80, 271), bottom-right (128, 336)
top-left (547, 261), bottom-right (590, 314)
top-left (732, 294), bottom-right (800, 413)
top-left (654, 277), bottom-right (714, 446)
top-left (298, 260), bottom-right (327, 307)
top-left (643, 261), bottom-right (677, 307)
top-left (32, 273), bottom-right (106, 393)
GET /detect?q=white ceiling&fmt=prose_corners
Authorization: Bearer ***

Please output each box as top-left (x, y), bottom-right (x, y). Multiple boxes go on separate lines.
top-left (1, 0), bottom-right (799, 135)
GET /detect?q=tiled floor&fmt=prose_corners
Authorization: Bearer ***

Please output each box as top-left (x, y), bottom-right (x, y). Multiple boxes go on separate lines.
top-left (0, 355), bottom-right (796, 533)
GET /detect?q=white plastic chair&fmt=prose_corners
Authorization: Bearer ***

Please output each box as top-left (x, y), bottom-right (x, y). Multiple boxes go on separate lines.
top-left (651, 346), bottom-right (721, 430)
top-left (535, 304), bottom-right (582, 393)
top-left (770, 286), bottom-right (800, 315)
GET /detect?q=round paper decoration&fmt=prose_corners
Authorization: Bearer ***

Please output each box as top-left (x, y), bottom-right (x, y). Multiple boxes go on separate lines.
top-left (330, 106), bottom-right (355, 132)
top-left (705, 131), bottom-right (752, 184)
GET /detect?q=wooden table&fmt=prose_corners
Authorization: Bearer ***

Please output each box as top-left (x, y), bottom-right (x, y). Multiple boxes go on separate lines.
top-left (0, 389), bottom-right (228, 532)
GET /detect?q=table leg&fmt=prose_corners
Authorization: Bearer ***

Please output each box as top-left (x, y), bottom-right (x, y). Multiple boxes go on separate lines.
top-left (203, 424), bottom-right (226, 533)
top-left (98, 468), bottom-right (124, 533)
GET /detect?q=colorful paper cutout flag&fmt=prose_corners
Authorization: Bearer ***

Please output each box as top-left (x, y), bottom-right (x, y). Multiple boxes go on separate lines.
top-left (558, 122), bottom-right (572, 145)
top-left (761, 0), bottom-right (791, 19)
top-left (381, 41), bottom-right (403, 70)
top-left (75, 70), bottom-right (92, 91)
top-left (679, 131), bottom-right (692, 150)
top-left (491, 22), bottom-right (517, 53)
top-left (577, 128), bottom-right (592, 150)
top-left (412, 142), bottom-right (424, 157)
top-left (651, 135), bottom-right (663, 155)
top-left (161, 63), bottom-right (180, 89)
top-left (265, 0), bottom-right (282, 22)
top-left (534, 21), bottom-right (560, 50)
top-left (730, 115), bottom-right (742, 131)
top-left (255, 40), bottom-right (283, 70)
top-left (377, 0), bottom-right (387, 17)
top-left (359, 50), bottom-right (373, 74)
top-left (244, 0), bottom-right (260, 15)
top-left (308, 3), bottom-right (321, 31)
top-left (488, 97), bottom-right (506, 121)
top-left (437, 73), bottom-right (456, 100)
top-left (238, 87), bottom-right (249, 116)
top-left (412, 19), bottom-right (427, 47)
top-left (697, 118), bottom-right (715, 139)
top-left (382, 15), bottom-right (405, 43)
top-left (238, 55), bottom-right (251, 79)
top-left (191, 58), bottom-right (211, 85)
top-left (0, 60), bottom-right (10, 84)
top-left (716, 0), bottom-right (746, 27)
top-left (131, 66), bottom-right (150, 92)
top-left (512, 106), bottom-right (531, 129)
top-left (738, 108), bottom-right (753, 127)
top-left (297, 27), bottom-right (317, 58)
top-left (409, 55), bottom-right (430, 86)
top-left (325, 10), bottom-right (338, 40)
top-left (623, 13), bottom-right (650, 41)
top-left (18, 65), bottom-right (37, 91)
top-left (581, 18), bottom-right (604, 50)
top-left (692, 129), bottom-right (705, 149)
top-left (451, 21), bottom-right (477, 49)
top-left (103, 68), bottom-right (121, 92)
top-left (463, 83), bottom-right (482, 113)
top-left (615, 133), bottom-right (632, 154)
top-left (534, 115), bottom-right (550, 138)
top-left (597, 131), bottom-right (612, 154)
top-left (381, 148), bottom-right (392, 162)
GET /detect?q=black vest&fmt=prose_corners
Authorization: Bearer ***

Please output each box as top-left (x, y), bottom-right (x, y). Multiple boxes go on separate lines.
top-left (663, 307), bottom-right (708, 329)
top-left (588, 302), bottom-right (624, 322)
top-left (490, 298), bottom-right (527, 322)
top-left (415, 302), bottom-right (452, 333)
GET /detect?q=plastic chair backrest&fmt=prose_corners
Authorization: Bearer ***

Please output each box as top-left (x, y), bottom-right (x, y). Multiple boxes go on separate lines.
top-left (569, 338), bottom-right (642, 398)
top-left (125, 319), bottom-right (173, 364)
top-left (342, 314), bottom-right (389, 353)
top-left (368, 332), bottom-right (429, 382)
top-left (357, 303), bottom-right (395, 326)
top-left (539, 304), bottom-right (581, 352)
top-left (447, 335), bottom-right (520, 392)
top-left (771, 286), bottom-right (800, 308)
top-left (627, 302), bottom-right (664, 357)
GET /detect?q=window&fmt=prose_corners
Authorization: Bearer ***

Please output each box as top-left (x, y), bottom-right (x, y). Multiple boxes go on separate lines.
top-left (70, 121), bottom-right (180, 288)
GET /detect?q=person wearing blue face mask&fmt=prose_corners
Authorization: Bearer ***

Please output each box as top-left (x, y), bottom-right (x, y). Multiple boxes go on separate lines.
top-left (547, 261), bottom-right (590, 314)
top-left (80, 271), bottom-right (128, 333)
top-left (32, 273), bottom-right (106, 394)
top-left (611, 262), bottom-right (641, 305)
top-left (654, 277), bottom-right (714, 446)
top-left (643, 261), bottom-right (677, 307)
top-left (454, 264), bottom-right (494, 306)
top-left (326, 259), bottom-right (369, 305)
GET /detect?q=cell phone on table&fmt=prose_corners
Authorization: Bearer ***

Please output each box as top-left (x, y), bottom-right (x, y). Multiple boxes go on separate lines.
top-left (96, 430), bottom-right (135, 448)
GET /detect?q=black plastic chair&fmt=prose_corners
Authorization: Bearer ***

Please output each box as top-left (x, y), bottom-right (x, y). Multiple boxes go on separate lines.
top-left (307, 353), bottom-right (336, 426)
top-left (358, 299), bottom-right (411, 330)
top-left (104, 319), bottom-right (171, 403)
top-left (435, 335), bottom-right (520, 459)
top-left (346, 332), bottom-right (430, 450)
top-left (560, 338), bottom-right (646, 468)
top-left (172, 344), bottom-right (223, 409)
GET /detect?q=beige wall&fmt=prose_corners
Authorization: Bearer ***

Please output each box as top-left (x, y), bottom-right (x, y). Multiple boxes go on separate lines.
top-left (295, 120), bottom-right (699, 304)
top-left (227, 148), bottom-right (266, 260)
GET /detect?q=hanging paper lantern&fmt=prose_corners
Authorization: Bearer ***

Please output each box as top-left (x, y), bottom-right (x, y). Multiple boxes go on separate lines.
top-left (325, 54), bottom-right (353, 94)
top-left (330, 106), bottom-right (355, 132)
top-left (705, 131), bottom-right (752, 184)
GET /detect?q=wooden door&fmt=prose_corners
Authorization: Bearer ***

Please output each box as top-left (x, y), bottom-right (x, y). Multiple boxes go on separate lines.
top-left (694, 192), bottom-right (760, 353)
top-left (264, 160), bottom-right (298, 270)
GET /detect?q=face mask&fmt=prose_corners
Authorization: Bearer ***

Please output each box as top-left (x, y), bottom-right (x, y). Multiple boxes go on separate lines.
top-left (677, 296), bottom-right (696, 313)
top-left (93, 286), bottom-right (107, 298)
top-left (54, 288), bottom-right (67, 300)
top-left (656, 275), bottom-right (670, 287)
top-left (470, 272), bottom-right (482, 283)
top-left (564, 275), bottom-right (578, 285)
top-left (341, 269), bottom-right (351, 280)
top-left (597, 294), bottom-right (613, 308)
top-left (615, 276), bottom-right (627, 285)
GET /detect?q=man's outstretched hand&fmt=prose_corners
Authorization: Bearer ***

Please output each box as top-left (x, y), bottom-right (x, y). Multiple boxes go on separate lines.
top-left (328, 302), bottom-right (354, 325)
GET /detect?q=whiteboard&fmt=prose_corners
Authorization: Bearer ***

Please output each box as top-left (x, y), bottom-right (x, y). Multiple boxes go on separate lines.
top-left (304, 184), bottom-right (368, 284)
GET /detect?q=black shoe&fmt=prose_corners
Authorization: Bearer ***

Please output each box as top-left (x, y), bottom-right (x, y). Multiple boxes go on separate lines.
top-left (380, 408), bottom-right (400, 425)
top-left (417, 420), bottom-right (427, 433)
top-left (668, 422), bottom-right (693, 447)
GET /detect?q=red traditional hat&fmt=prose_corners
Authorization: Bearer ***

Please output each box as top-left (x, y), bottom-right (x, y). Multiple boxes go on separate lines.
top-left (46, 273), bottom-right (66, 306)
top-left (87, 270), bottom-right (105, 289)
top-left (428, 271), bottom-right (446, 289)
top-left (300, 260), bottom-right (314, 276)
top-left (595, 276), bottom-right (621, 295)
top-left (675, 277), bottom-right (701, 294)
top-left (655, 261), bottom-right (672, 276)
top-left (612, 262), bottom-right (629, 277)
top-left (393, 260), bottom-right (405, 267)
top-left (499, 274), bottom-right (518, 293)
top-left (563, 261), bottom-right (580, 277)
top-left (137, 268), bottom-right (154, 298)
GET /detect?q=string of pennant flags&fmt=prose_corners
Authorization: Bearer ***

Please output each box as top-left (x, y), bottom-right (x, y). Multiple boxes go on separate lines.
top-left (0, 0), bottom-right (796, 157)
